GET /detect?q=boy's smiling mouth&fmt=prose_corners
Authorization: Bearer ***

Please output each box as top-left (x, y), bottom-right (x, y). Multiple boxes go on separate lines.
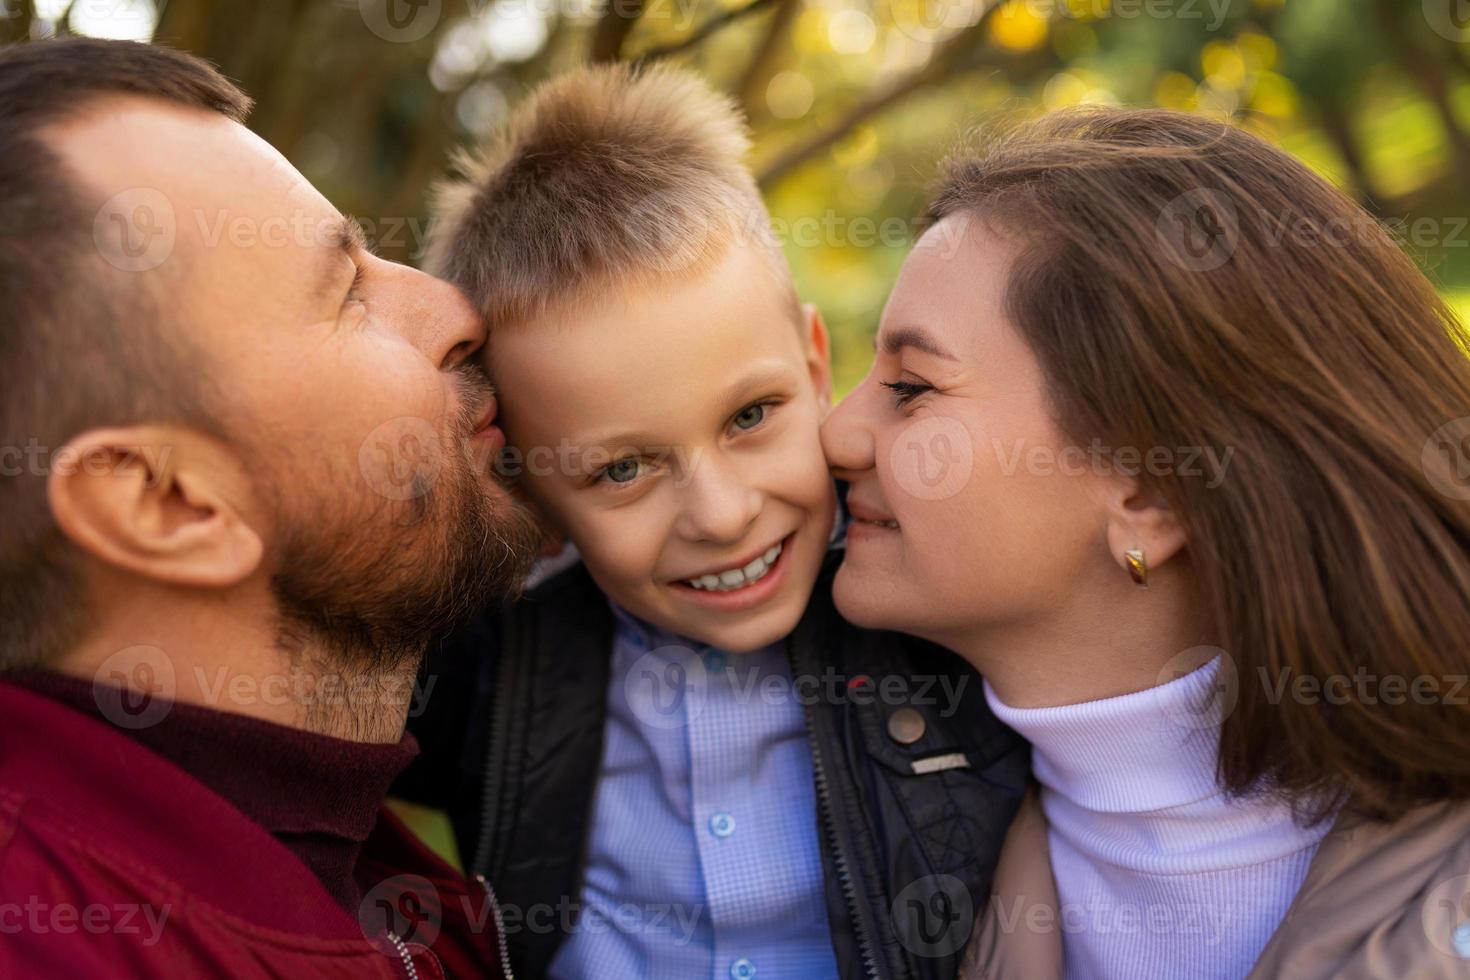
top-left (669, 532), bottom-right (797, 611)
top-left (680, 538), bottom-right (785, 592)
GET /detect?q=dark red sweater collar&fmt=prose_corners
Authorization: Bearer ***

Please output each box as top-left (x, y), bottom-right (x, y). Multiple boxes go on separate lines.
top-left (3, 669), bottom-right (418, 912)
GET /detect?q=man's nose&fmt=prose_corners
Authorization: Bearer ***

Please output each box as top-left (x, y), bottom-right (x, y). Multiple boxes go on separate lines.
top-left (390, 261), bottom-right (487, 370)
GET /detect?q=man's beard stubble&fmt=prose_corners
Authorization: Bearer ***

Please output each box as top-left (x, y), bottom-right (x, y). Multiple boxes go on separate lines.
top-left (267, 366), bottom-right (540, 739)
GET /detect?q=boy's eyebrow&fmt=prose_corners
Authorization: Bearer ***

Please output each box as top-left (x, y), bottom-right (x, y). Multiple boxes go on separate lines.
top-left (879, 325), bottom-right (958, 361)
top-left (719, 362), bottom-right (797, 406)
top-left (572, 361), bottom-right (797, 450)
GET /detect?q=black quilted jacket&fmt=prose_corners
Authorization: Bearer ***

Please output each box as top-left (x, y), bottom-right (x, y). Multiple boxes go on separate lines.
top-left (395, 549), bottom-right (1030, 980)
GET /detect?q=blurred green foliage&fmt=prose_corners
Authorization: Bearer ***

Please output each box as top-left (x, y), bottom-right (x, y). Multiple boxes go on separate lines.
top-left (8, 0), bottom-right (1470, 391)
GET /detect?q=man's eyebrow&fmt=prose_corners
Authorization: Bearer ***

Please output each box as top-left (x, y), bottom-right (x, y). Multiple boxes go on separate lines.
top-left (880, 325), bottom-right (958, 361)
top-left (328, 214), bottom-right (371, 255)
top-left (315, 215), bottom-right (369, 305)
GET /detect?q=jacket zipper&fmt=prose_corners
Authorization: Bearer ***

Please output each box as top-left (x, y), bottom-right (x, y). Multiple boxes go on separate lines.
top-left (472, 624), bottom-right (519, 876)
top-left (386, 931), bottom-right (419, 980)
top-left (803, 702), bottom-right (885, 980)
top-left (475, 873), bottom-right (517, 980)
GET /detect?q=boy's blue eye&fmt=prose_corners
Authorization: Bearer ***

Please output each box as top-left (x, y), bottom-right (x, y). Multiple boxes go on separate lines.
top-left (733, 404), bottom-right (765, 430)
top-left (603, 458), bottom-right (641, 484)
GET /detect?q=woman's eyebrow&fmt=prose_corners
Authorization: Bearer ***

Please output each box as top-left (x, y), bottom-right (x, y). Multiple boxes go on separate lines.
top-left (879, 325), bottom-right (958, 361)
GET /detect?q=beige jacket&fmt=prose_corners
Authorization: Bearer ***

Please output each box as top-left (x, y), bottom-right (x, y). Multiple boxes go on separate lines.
top-left (961, 790), bottom-right (1470, 979)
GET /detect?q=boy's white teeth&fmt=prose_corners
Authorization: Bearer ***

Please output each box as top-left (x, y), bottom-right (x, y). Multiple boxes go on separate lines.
top-left (686, 542), bottom-right (783, 591)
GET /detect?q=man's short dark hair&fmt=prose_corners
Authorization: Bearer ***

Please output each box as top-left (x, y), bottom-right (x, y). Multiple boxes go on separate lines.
top-left (0, 38), bottom-right (251, 670)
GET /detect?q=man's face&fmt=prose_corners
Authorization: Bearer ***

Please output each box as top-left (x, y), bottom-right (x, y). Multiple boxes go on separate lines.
top-left (491, 239), bottom-right (836, 653)
top-left (49, 97), bottom-right (537, 662)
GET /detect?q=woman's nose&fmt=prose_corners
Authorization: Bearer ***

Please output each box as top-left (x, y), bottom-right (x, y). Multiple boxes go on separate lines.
top-left (821, 384), bottom-right (876, 476)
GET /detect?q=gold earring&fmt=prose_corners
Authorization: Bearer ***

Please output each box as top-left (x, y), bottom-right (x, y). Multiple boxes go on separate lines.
top-left (1124, 549), bottom-right (1148, 587)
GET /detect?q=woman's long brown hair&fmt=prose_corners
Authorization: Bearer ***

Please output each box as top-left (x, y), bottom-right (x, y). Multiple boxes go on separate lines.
top-left (932, 108), bottom-right (1470, 822)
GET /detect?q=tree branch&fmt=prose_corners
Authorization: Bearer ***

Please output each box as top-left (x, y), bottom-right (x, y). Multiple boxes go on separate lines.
top-left (757, 5), bottom-right (1007, 188)
top-left (590, 0), bottom-right (645, 62)
top-left (0, 0), bottom-right (33, 44)
top-left (735, 0), bottom-right (799, 114)
top-left (637, 0), bottom-right (778, 63)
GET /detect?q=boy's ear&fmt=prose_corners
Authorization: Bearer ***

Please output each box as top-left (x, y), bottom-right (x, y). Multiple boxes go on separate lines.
top-left (47, 425), bottom-right (264, 588)
top-left (801, 303), bottom-right (833, 411)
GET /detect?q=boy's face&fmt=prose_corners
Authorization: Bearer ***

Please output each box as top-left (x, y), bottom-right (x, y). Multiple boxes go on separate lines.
top-left (491, 239), bottom-right (836, 652)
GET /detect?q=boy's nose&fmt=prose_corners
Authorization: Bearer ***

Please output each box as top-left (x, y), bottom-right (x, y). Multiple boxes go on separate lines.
top-left (677, 459), bottom-right (763, 544)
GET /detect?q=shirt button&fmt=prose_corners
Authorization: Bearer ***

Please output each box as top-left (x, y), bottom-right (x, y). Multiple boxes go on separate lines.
top-left (887, 706), bottom-right (926, 744)
top-left (729, 957), bottom-right (756, 979)
top-left (709, 812), bottom-right (736, 838)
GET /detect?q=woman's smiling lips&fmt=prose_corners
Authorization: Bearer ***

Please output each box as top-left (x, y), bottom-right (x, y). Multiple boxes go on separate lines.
top-left (669, 533), bottom-right (795, 612)
top-left (846, 495), bottom-right (899, 533)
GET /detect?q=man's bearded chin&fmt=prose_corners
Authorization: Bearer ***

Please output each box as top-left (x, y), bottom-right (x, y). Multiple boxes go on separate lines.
top-left (267, 423), bottom-right (539, 741)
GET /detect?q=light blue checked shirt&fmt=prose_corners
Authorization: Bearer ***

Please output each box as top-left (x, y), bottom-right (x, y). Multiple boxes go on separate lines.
top-left (548, 604), bottom-right (840, 980)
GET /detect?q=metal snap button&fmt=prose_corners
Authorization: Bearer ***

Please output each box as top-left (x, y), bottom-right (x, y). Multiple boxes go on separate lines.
top-left (887, 706), bottom-right (926, 745)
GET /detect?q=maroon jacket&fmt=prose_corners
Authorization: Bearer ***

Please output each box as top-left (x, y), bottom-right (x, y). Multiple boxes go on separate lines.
top-left (0, 682), bottom-right (510, 979)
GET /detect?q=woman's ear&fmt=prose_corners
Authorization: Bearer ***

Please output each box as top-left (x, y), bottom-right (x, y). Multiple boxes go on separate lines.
top-left (802, 303), bottom-right (833, 411)
top-left (47, 426), bottom-right (264, 588)
top-left (1102, 475), bottom-right (1188, 583)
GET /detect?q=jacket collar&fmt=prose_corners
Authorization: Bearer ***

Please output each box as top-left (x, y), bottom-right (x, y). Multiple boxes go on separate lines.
top-left (0, 680), bottom-right (366, 939)
top-left (963, 789), bottom-right (1470, 979)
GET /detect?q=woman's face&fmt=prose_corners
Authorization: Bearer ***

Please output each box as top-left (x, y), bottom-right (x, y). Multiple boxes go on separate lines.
top-left (821, 214), bottom-right (1119, 652)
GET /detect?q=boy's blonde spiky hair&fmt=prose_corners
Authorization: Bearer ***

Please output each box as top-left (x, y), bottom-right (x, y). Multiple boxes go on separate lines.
top-left (424, 61), bottom-right (788, 325)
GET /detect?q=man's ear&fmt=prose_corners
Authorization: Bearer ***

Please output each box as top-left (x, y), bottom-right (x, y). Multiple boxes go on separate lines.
top-left (802, 303), bottom-right (833, 411)
top-left (1103, 475), bottom-right (1187, 582)
top-left (47, 426), bottom-right (263, 588)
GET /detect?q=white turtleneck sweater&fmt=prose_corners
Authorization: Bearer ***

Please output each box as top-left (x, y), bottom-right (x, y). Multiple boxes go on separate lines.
top-left (984, 657), bottom-right (1332, 980)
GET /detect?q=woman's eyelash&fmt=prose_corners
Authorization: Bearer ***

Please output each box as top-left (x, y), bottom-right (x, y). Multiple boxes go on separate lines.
top-left (880, 379), bottom-right (933, 406)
